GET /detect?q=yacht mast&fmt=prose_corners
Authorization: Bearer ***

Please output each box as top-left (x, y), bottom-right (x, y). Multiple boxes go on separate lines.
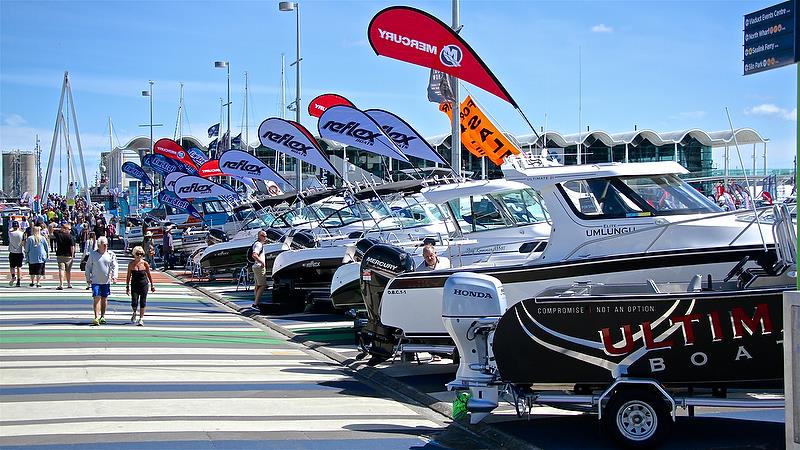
top-left (174, 83), bottom-right (184, 147)
top-left (244, 71), bottom-right (250, 155)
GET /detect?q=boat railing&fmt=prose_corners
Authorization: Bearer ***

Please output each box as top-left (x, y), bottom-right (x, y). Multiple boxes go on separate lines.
top-left (562, 206), bottom-right (775, 261)
top-left (771, 203), bottom-right (796, 272)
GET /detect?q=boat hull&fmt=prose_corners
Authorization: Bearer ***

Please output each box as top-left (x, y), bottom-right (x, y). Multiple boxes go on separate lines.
top-left (492, 286), bottom-right (788, 387)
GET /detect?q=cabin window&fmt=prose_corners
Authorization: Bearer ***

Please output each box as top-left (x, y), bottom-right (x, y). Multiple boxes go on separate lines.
top-left (559, 179), bottom-right (646, 219)
top-left (495, 189), bottom-right (549, 224)
top-left (447, 194), bottom-right (511, 233)
top-left (620, 175), bottom-right (722, 215)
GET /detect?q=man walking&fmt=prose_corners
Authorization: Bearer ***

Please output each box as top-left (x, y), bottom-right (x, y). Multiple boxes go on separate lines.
top-left (161, 225), bottom-right (174, 270)
top-left (54, 222), bottom-right (76, 289)
top-left (250, 230), bottom-right (268, 309)
top-left (8, 221), bottom-right (24, 287)
top-left (84, 237), bottom-right (118, 326)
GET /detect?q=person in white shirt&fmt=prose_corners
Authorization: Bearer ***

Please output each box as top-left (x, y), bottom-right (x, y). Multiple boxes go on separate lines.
top-left (8, 221), bottom-right (24, 287)
top-left (416, 244), bottom-right (449, 271)
top-left (84, 237), bottom-right (118, 326)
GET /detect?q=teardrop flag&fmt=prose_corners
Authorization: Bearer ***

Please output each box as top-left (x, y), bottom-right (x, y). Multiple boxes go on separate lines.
top-left (367, 6), bottom-right (516, 107)
top-left (164, 172), bottom-right (186, 192)
top-left (153, 138), bottom-right (199, 170)
top-left (258, 117), bottom-right (341, 178)
top-left (158, 189), bottom-right (203, 219)
top-left (187, 147), bottom-right (210, 167)
top-left (173, 175), bottom-right (238, 200)
top-left (198, 160), bottom-right (226, 178)
top-left (365, 109), bottom-right (449, 166)
top-left (121, 161), bottom-right (153, 186)
top-left (308, 93), bottom-right (355, 118)
top-left (318, 105), bottom-right (409, 162)
top-left (219, 149), bottom-right (288, 185)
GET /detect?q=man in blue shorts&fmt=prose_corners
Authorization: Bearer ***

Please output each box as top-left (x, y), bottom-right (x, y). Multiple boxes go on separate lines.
top-left (84, 236), bottom-right (118, 326)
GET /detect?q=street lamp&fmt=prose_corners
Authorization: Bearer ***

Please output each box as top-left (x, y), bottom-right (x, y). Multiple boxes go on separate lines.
top-left (214, 61), bottom-right (231, 153)
top-left (279, 1), bottom-right (303, 190)
top-left (139, 80), bottom-right (162, 207)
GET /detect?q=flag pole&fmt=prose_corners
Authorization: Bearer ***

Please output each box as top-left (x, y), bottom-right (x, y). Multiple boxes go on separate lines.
top-left (450, 0), bottom-right (461, 178)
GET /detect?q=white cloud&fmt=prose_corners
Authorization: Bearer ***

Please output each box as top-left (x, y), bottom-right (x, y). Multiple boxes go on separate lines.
top-left (4, 114), bottom-right (27, 127)
top-left (745, 103), bottom-right (796, 121)
top-left (591, 24), bottom-right (613, 33)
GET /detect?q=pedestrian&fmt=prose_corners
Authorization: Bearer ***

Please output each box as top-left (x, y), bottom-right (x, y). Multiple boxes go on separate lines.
top-left (143, 231), bottom-right (157, 269)
top-left (250, 230), bottom-right (268, 308)
top-left (416, 244), bottom-right (449, 271)
top-left (84, 236), bottom-right (118, 326)
top-left (8, 221), bottom-right (24, 287)
top-left (25, 226), bottom-right (49, 287)
top-left (162, 224), bottom-right (174, 270)
top-left (107, 219), bottom-right (117, 249)
top-left (82, 231), bottom-right (98, 290)
top-left (126, 246), bottom-right (155, 326)
top-left (54, 222), bottom-right (76, 289)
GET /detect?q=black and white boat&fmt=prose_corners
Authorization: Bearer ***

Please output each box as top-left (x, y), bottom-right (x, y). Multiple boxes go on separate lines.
top-left (358, 156), bottom-right (784, 362)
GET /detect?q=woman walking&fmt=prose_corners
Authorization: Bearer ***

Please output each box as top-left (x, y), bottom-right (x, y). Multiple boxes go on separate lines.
top-left (125, 246), bottom-right (155, 326)
top-left (25, 226), bottom-right (49, 287)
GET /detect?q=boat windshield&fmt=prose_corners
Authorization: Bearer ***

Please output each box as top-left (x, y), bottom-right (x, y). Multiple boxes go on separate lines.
top-left (319, 201), bottom-right (391, 228)
top-left (559, 174), bottom-right (722, 219)
top-left (493, 189), bottom-right (549, 225)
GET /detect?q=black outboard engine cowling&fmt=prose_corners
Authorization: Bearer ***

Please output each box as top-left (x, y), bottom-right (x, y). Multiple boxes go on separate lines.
top-left (358, 243), bottom-right (416, 360)
top-left (285, 229), bottom-right (317, 250)
top-left (354, 237), bottom-right (383, 261)
top-left (206, 228), bottom-right (228, 246)
top-left (264, 228), bottom-right (284, 243)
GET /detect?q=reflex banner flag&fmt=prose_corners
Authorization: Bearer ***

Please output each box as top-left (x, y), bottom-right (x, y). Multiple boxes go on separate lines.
top-left (219, 149), bottom-right (287, 185)
top-left (153, 138), bottom-right (199, 171)
top-left (121, 161), bottom-right (153, 186)
top-left (440, 96), bottom-right (520, 165)
top-left (318, 105), bottom-right (409, 162)
top-left (308, 93), bottom-right (355, 118)
top-left (163, 172), bottom-right (186, 192)
top-left (158, 189), bottom-right (202, 219)
top-left (258, 117), bottom-right (341, 178)
top-left (365, 109), bottom-right (449, 166)
top-left (368, 6), bottom-right (516, 106)
top-left (173, 175), bottom-right (238, 200)
top-left (187, 147), bottom-right (210, 167)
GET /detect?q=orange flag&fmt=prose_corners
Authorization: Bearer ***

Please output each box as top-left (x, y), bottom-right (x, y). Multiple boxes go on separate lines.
top-left (440, 96), bottom-right (520, 165)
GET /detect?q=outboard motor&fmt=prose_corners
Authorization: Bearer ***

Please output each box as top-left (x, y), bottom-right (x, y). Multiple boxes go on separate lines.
top-left (354, 237), bottom-right (382, 261)
top-left (358, 243), bottom-right (415, 361)
top-left (264, 228), bottom-right (284, 243)
top-left (284, 229), bottom-right (317, 249)
top-left (443, 272), bottom-right (506, 424)
top-left (206, 228), bottom-right (228, 246)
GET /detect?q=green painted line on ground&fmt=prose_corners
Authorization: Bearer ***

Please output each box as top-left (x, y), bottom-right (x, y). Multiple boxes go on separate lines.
top-left (0, 329), bottom-right (270, 337)
top-left (0, 296), bottom-right (208, 302)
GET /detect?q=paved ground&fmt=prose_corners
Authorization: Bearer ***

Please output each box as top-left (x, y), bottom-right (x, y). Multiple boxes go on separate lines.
top-left (1, 247), bottom-right (788, 449)
top-left (0, 249), bottom-right (501, 450)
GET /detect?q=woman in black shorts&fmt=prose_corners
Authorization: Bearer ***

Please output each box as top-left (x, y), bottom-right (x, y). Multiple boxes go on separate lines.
top-left (125, 246), bottom-right (155, 326)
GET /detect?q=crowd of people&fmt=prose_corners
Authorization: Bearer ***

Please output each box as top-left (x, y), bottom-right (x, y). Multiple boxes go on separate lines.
top-left (4, 193), bottom-right (155, 326)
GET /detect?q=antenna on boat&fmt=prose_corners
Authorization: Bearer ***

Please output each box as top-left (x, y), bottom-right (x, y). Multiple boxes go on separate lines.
top-left (725, 107), bottom-right (767, 252)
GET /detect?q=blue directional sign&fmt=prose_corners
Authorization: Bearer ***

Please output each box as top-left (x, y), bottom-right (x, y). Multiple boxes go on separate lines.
top-left (744, 0), bottom-right (799, 75)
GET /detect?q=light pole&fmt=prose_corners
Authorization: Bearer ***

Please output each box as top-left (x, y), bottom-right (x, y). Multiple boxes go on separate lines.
top-left (279, 1), bottom-right (303, 190)
top-left (214, 61), bottom-right (231, 153)
top-left (139, 80), bottom-right (161, 206)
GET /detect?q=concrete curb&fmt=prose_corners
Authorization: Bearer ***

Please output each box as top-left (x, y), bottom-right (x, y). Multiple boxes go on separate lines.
top-left (177, 276), bottom-right (538, 450)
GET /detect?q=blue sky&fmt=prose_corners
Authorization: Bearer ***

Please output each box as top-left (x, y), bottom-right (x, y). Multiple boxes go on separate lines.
top-left (1, 0), bottom-right (796, 192)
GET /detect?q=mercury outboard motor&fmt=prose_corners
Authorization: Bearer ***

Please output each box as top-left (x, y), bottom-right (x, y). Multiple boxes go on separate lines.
top-left (358, 243), bottom-right (415, 361)
top-left (443, 272), bottom-right (506, 424)
top-left (354, 237), bottom-right (382, 261)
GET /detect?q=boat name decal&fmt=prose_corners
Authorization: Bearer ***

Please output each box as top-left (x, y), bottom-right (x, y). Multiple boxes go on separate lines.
top-left (302, 261), bottom-right (321, 268)
top-left (585, 226), bottom-right (635, 237)
top-left (320, 121), bottom-right (381, 146)
top-left (453, 288), bottom-right (493, 299)
top-left (387, 289), bottom-right (407, 295)
top-left (599, 303), bottom-right (774, 357)
top-left (260, 131), bottom-right (312, 156)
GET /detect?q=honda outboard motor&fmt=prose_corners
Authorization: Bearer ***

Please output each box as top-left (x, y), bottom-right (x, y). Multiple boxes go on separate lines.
top-left (358, 243), bottom-right (415, 361)
top-left (443, 272), bottom-right (506, 424)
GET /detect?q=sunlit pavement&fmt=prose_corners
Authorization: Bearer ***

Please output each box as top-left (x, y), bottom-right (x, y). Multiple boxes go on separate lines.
top-left (0, 248), bottom-right (508, 450)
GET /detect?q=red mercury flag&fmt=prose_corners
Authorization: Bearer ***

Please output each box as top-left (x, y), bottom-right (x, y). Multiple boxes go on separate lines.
top-left (308, 93), bottom-right (355, 118)
top-left (153, 138), bottom-right (199, 170)
top-left (368, 6), bottom-right (517, 107)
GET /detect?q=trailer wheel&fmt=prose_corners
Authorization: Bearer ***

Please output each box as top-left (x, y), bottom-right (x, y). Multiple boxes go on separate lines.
top-left (602, 388), bottom-right (670, 449)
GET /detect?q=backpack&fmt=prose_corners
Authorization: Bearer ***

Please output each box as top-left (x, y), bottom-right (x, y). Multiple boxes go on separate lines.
top-left (247, 240), bottom-right (263, 264)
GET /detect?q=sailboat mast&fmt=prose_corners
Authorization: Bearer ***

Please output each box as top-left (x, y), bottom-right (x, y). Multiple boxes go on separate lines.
top-left (245, 71), bottom-right (250, 155)
top-left (175, 83), bottom-right (184, 146)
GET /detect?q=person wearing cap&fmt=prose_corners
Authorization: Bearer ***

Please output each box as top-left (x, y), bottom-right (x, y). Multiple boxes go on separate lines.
top-left (161, 225), bottom-right (174, 270)
top-left (143, 231), bottom-right (157, 270)
top-left (8, 221), bottom-right (24, 287)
